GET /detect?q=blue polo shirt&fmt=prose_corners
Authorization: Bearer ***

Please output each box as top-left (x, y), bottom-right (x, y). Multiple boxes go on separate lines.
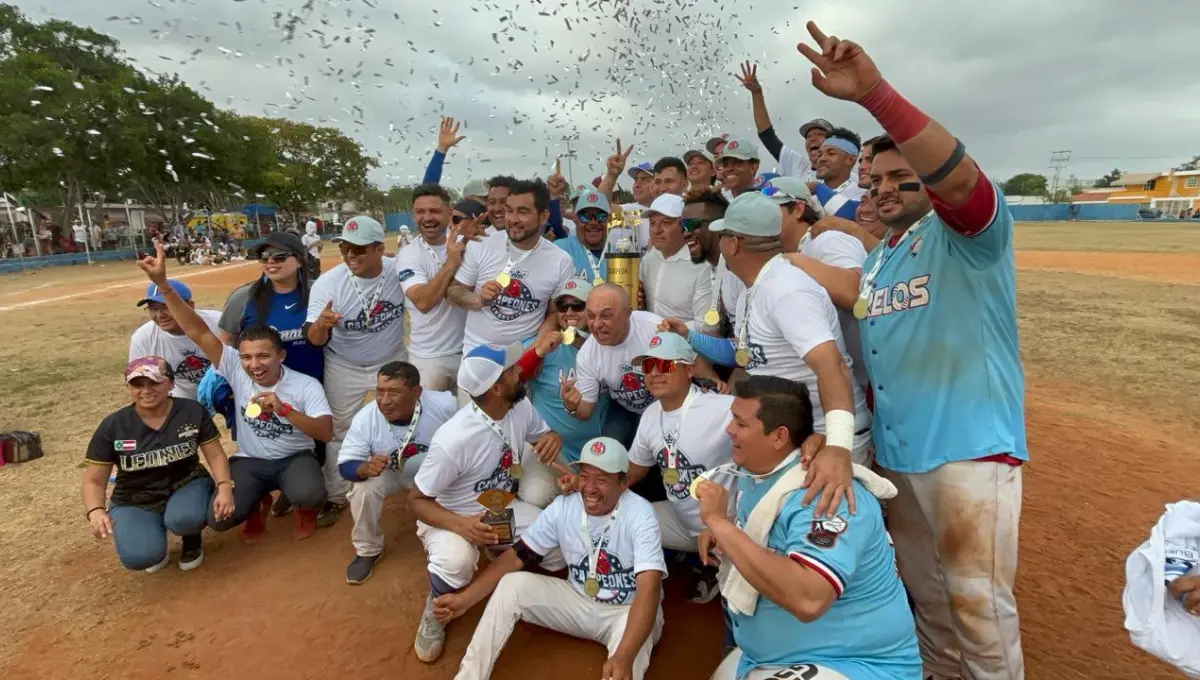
top-left (557, 235), bottom-right (608, 283)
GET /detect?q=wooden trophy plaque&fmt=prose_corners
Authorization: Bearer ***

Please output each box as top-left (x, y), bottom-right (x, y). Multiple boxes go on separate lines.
top-left (476, 488), bottom-right (516, 545)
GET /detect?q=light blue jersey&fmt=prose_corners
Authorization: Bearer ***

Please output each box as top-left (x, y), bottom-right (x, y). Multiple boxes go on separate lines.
top-left (521, 338), bottom-right (609, 463)
top-left (858, 182), bottom-right (1027, 474)
top-left (729, 461), bottom-right (920, 680)
top-left (556, 236), bottom-right (608, 283)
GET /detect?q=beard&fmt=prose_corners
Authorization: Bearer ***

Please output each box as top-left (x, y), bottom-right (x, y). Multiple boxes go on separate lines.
top-left (508, 382), bottom-right (528, 405)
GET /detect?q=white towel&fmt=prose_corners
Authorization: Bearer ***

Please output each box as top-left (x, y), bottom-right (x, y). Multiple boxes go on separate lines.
top-left (719, 459), bottom-right (897, 616)
top-left (1123, 500), bottom-right (1200, 678)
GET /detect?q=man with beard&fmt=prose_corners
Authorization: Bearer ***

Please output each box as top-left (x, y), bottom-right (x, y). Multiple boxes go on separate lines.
top-left (446, 180), bottom-right (574, 353)
top-left (735, 61), bottom-right (834, 183)
top-left (598, 141), bottom-right (653, 251)
top-left (305, 215), bottom-right (408, 527)
top-left (652, 157), bottom-right (689, 198)
top-left (337, 361), bottom-right (458, 585)
top-left (129, 279), bottom-right (223, 401)
top-left (640, 194), bottom-right (714, 331)
top-left (812, 129), bottom-right (867, 219)
top-left (397, 184), bottom-right (470, 391)
top-left (407, 343), bottom-right (567, 663)
top-left (683, 150), bottom-right (718, 195)
top-left (557, 190), bottom-right (611, 284)
top-left (681, 191), bottom-right (745, 334)
top-left (799, 20), bottom-right (1027, 678)
top-left (716, 137), bottom-right (762, 198)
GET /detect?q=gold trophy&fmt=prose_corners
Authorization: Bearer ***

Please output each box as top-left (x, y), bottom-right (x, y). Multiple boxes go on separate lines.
top-left (605, 204), bottom-right (642, 305)
top-left (476, 488), bottom-right (516, 545)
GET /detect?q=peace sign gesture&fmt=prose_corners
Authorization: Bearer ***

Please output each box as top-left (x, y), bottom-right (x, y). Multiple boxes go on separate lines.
top-left (796, 21), bottom-right (882, 102)
top-left (605, 138), bottom-right (635, 177)
top-left (735, 60), bottom-right (762, 95)
top-left (437, 116), bottom-right (466, 152)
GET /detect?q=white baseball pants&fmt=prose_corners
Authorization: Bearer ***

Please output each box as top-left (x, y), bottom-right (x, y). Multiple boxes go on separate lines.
top-left (711, 649), bottom-right (849, 680)
top-left (882, 461), bottom-right (1024, 680)
top-left (322, 350), bottom-right (406, 504)
top-left (409, 352), bottom-right (462, 392)
top-left (653, 501), bottom-right (699, 552)
top-left (454, 572), bottom-right (663, 680)
top-left (347, 453), bottom-right (425, 557)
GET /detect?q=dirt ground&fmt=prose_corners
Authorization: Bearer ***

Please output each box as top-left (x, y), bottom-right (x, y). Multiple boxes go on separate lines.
top-left (1, 223), bottom-right (1199, 680)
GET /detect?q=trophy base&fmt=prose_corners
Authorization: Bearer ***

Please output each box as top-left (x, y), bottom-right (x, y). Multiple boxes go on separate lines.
top-left (606, 252), bottom-right (641, 307)
top-left (483, 508), bottom-right (515, 545)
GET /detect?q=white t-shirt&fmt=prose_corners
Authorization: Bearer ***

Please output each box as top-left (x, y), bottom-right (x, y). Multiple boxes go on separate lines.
top-left (733, 256), bottom-right (867, 432)
top-left (396, 238), bottom-right (467, 359)
top-left (640, 245), bottom-right (713, 331)
top-left (306, 258), bottom-right (407, 367)
top-left (336, 390), bottom-right (458, 467)
top-left (712, 256), bottom-right (746, 328)
top-left (521, 489), bottom-right (667, 606)
top-left (454, 236), bottom-right (573, 352)
top-left (801, 232), bottom-right (869, 390)
top-left (128, 309), bottom-right (223, 400)
top-left (630, 390), bottom-right (734, 535)
top-left (778, 144), bottom-right (819, 183)
top-left (575, 311), bottom-right (662, 414)
top-left (414, 399), bottom-right (550, 515)
top-left (217, 346), bottom-right (332, 460)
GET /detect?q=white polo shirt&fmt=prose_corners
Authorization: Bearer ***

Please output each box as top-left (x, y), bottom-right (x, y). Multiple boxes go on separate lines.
top-left (641, 245), bottom-right (713, 331)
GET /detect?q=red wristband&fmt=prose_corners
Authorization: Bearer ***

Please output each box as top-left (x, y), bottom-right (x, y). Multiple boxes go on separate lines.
top-left (515, 347), bottom-right (544, 382)
top-left (857, 79), bottom-right (930, 145)
top-left (278, 402), bottom-right (293, 417)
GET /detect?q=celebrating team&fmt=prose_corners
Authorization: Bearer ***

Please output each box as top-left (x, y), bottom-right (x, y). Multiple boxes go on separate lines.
top-left (84, 23), bottom-right (1028, 680)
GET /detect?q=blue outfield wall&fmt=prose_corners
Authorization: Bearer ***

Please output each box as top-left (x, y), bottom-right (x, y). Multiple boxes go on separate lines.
top-left (1008, 204), bottom-right (1142, 221)
top-left (383, 212), bottom-right (414, 231)
top-left (0, 236), bottom-right (275, 275)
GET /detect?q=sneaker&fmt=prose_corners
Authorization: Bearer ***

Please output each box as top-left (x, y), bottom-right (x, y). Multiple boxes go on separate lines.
top-left (346, 553), bottom-right (381, 585)
top-left (686, 565), bottom-right (721, 604)
top-left (316, 501), bottom-right (347, 529)
top-left (293, 508), bottom-right (318, 540)
top-left (414, 594), bottom-right (446, 663)
top-left (271, 493), bottom-right (294, 517)
top-left (240, 495), bottom-right (272, 544)
top-left (144, 554), bottom-right (170, 574)
top-left (179, 535), bottom-right (204, 571)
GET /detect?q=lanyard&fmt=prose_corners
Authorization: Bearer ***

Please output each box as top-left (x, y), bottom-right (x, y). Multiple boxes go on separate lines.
top-left (471, 402), bottom-right (514, 459)
top-left (500, 239), bottom-right (538, 279)
top-left (419, 235), bottom-right (445, 268)
top-left (855, 218), bottom-right (931, 312)
top-left (659, 388), bottom-right (697, 470)
top-left (705, 263), bottom-right (723, 323)
top-left (349, 273), bottom-right (384, 323)
top-left (580, 501), bottom-right (621, 590)
top-left (691, 448), bottom-right (801, 495)
top-left (585, 247), bottom-right (606, 285)
top-left (736, 254), bottom-right (783, 355)
top-left (386, 398), bottom-right (422, 471)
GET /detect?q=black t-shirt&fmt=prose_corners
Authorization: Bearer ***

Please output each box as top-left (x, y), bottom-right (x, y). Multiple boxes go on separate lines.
top-left (85, 398), bottom-right (220, 512)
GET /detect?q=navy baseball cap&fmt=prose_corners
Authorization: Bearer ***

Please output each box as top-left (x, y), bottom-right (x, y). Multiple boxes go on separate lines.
top-left (138, 279), bottom-right (192, 306)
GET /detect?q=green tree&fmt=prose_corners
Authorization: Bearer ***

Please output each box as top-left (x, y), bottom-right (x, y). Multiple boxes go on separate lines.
top-left (1001, 173), bottom-right (1048, 197)
top-left (1174, 155), bottom-right (1200, 172)
top-left (1094, 168), bottom-right (1124, 188)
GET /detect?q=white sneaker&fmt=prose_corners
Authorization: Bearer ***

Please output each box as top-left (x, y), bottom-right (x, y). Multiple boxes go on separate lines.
top-left (413, 594), bottom-right (445, 663)
top-left (144, 554), bottom-right (170, 574)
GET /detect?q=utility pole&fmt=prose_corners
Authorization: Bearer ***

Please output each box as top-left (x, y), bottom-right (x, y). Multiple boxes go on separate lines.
top-left (1049, 150), bottom-right (1071, 202)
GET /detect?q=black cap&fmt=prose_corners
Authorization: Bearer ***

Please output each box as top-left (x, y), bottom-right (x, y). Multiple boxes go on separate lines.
top-left (453, 199), bottom-right (487, 219)
top-left (250, 231), bottom-right (307, 259)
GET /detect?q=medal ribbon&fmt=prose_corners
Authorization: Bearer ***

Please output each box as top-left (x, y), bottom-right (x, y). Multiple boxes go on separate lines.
top-left (585, 248), bottom-right (606, 284)
top-left (348, 273), bottom-right (385, 323)
top-left (470, 402), bottom-right (518, 469)
top-left (856, 217), bottom-right (931, 305)
top-left (580, 501), bottom-right (621, 595)
top-left (386, 398), bottom-right (422, 471)
top-left (736, 254), bottom-right (784, 355)
top-left (419, 235), bottom-right (445, 268)
top-left (659, 387), bottom-right (697, 471)
top-left (707, 264), bottom-right (721, 320)
top-left (498, 239), bottom-right (539, 280)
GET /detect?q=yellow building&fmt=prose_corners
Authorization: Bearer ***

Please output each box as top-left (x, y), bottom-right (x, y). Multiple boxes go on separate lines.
top-left (1107, 170), bottom-right (1200, 216)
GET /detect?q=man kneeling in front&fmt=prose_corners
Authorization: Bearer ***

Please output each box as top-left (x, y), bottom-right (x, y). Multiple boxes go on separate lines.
top-left (433, 437), bottom-right (667, 680)
top-left (695, 375), bottom-right (920, 680)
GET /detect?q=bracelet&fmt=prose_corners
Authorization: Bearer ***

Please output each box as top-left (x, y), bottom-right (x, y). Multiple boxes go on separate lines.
top-left (216, 479), bottom-right (233, 487)
top-left (918, 138), bottom-right (966, 187)
top-left (86, 506), bottom-right (106, 520)
top-left (278, 402), bottom-right (294, 417)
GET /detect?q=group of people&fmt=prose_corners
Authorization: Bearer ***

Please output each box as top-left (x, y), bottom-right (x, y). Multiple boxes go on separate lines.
top-left (82, 24), bottom-right (1030, 680)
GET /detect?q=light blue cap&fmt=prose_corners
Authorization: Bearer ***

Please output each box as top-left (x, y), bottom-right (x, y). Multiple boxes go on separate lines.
top-left (709, 191), bottom-right (782, 237)
top-left (632, 332), bottom-right (697, 369)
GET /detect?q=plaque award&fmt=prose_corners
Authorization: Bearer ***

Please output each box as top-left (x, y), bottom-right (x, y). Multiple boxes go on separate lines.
top-left (476, 488), bottom-right (516, 545)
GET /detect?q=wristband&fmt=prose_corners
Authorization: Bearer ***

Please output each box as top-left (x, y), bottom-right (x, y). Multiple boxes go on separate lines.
top-left (278, 402), bottom-right (294, 418)
top-left (86, 506), bottom-right (105, 520)
top-left (823, 409), bottom-right (856, 451)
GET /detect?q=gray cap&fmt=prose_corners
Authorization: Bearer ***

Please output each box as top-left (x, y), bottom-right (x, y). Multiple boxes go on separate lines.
top-left (463, 179), bottom-right (488, 199)
top-left (765, 176), bottom-right (825, 218)
top-left (716, 137), bottom-right (760, 162)
top-left (800, 118), bottom-right (834, 138)
top-left (709, 192), bottom-right (782, 238)
top-left (332, 215), bottom-right (385, 246)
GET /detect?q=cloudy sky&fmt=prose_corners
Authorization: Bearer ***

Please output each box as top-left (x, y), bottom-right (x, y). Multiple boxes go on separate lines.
top-left (19, 0), bottom-right (1200, 191)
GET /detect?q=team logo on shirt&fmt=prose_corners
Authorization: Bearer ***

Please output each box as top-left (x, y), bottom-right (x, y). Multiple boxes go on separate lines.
top-left (473, 442), bottom-right (520, 494)
top-left (388, 442), bottom-right (428, 470)
top-left (655, 441), bottom-right (706, 501)
top-left (909, 236), bottom-right (923, 257)
top-left (177, 423), bottom-right (199, 439)
top-left (118, 440), bottom-right (199, 471)
top-left (864, 275), bottom-right (931, 319)
top-left (742, 342), bottom-right (767, 371)
top-left (806, 515), bottom-right (848, 549)
top-left (242, 409), bottom-right (295, 441)
top-left (397, 268), bottom-right (416, 282)
top-left (343, 299), bottom-right (404, 332)
top-left (611, 363), bottom-right (653, 412)
top-left (569, 548), bottom-right (637, 605)
top-left (488, 270), bottom-right (542, 322)
top-left (174, 350), bottom-right (211, 384)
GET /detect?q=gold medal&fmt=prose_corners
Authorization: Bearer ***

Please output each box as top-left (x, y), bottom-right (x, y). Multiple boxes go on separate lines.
top-left (663, 468), bottom-right (681, 485)
top-left (593, 277), bottom-right (604, 287)
top-left (703, 309), bottom-right (720, 326)
top-left (689, 476), bottom-right (705, 499)
top-left (734, 348), bottom-right (750, 367)
top-left (584, 578), bottom-right (601, 598)
top-left (244, 402), bottom-right (262, 419)
top-left (561, 327), bottom-right (576, 345)
top-left (496, 271), bottom-right (511, 287)
top-left (508, 463), bottom-right (523, 480)
top-left (853, 297), bottom-right (869, 320)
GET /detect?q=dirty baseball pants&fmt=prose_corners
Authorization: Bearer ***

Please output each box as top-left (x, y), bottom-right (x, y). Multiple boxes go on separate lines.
top-left (882, 461), bottom-right (1024, 680)
top-left (454, 572), bottom-right (663, 680)
top-left (348, 452), bottom-right (425, 558)
top-left (710, 650), bottom-right (849, 680)
top-left (408, 352), bottom-right (462, 392)
top-left (323, 350), bottom-right (406, 505)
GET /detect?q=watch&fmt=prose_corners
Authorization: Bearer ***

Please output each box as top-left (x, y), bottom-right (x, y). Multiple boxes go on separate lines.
top-left (217, 479), bottom-right (235, 489)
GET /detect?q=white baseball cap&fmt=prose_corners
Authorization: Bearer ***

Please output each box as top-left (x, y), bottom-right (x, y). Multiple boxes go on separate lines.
top-left (644, 193), bottom-right (685, 220)
top-left (457, 342), bottom-right (523, 398)
top-left (570, 437), bottom-right (630, 475)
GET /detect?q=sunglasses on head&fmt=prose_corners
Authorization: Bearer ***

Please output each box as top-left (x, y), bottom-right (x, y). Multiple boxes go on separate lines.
top-left (259, 252), bottom-right (291, 264)
top-left (555, 298), bottom-right (586, 313)
top-left (680, 218), bottom-right (712, 233)
top-left (760, 186), bottom-right (798, 202)
top-left (577, 211), bottom-right (609, 224)
top-left (640, 357), bottom-right (683, 374)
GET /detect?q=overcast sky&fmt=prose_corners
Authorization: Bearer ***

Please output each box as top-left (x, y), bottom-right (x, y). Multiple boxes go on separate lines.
top-left (19, 0), bottom-right (1200, 191)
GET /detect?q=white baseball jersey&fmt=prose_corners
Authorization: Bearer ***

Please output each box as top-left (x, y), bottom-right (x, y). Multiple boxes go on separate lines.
top-left (128, 309), bottom-right (223, 400)
top-left (336, 390), bottom-right (458, 467)
top-left (574, 311), bottom-right (662, 414)
top-left (216, 346), bottom-right (332, 460)
top-left (395, 238), bottom-right (467, 359)
top-left (306, 258), bottom-right (407, 367)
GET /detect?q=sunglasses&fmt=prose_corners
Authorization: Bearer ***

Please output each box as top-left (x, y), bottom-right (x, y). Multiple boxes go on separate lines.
top-left (338, 242), bottom-right (377, 256)
top-left (640, 357), bottom-right (682, 375)
top-left (259, 253), bottom-right (291, 264)
top-left (680, 218), bottom-right (712, 233)
top-left (577, 211), bottom-right (609, 224)
top-left (760, 186), bottom-right (798, 202)
top-left (555, 298), bottom-right (586, 313)
top-left (451, 215), bottom-right (472, 225)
